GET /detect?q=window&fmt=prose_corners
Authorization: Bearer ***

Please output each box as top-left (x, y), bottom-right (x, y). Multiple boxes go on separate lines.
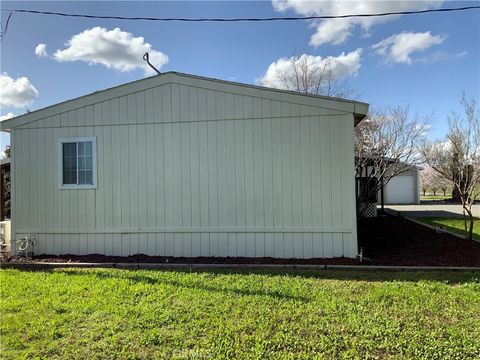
top-left (58, 137), bottom-right (97, 189)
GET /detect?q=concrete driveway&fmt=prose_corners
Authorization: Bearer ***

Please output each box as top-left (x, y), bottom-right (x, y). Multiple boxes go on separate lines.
top-left (385, 203), bottom-right (480, 218)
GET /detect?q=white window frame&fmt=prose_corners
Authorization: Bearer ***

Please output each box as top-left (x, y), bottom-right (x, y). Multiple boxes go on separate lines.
top-left (57, 137), bottom-right (97, 189)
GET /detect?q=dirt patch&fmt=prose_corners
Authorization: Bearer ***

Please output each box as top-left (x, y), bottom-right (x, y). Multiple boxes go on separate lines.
top-left (2, 216), bottom-right (479, 266)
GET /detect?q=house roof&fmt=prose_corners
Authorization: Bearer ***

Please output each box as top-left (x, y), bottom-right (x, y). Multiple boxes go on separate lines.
top-left (1, 71), bottom-right (369, 131)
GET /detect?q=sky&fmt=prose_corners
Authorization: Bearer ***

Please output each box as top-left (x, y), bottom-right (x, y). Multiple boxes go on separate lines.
top-left (1, 1), bottom-right (479, 152)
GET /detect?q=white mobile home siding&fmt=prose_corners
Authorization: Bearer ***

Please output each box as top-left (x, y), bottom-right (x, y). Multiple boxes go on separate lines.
top-left (9, 75), bottom-right (361, 258)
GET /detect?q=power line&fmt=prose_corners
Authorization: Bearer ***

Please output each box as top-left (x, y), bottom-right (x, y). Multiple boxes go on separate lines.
top-left (1, 5), bottom-right (480, 22)
top-left (1, 5), bottom-right (479, 40)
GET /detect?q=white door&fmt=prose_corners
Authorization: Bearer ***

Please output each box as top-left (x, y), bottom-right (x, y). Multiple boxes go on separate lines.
top-left (385, 175), bottom-right (415, 204)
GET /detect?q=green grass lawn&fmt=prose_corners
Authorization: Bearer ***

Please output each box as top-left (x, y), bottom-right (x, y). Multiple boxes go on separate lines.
top-left (417, 217), bottom-right (480, 240)
top-left (1, 268), bottom-right (480, 359)
top-left (420, 194), bottom-right (452, 201)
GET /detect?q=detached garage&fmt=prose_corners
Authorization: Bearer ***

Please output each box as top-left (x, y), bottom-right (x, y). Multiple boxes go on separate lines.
top-left (384, 167), bottom-right (420, 205)
top-left (1, 72), bottom-right (368, 258)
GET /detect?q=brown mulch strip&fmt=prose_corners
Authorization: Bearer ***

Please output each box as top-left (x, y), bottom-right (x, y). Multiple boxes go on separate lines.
top-left (2, 216), bottom-right (479, 267)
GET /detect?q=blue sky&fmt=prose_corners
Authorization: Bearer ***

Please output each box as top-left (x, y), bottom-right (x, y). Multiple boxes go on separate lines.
top-left (1, 1), bottom-right (479, 151)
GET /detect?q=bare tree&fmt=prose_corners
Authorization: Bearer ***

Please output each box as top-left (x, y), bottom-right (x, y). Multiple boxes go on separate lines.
top-left (260, 51), bottom-right (354, 98)
top-left (421, 95), bottom-right (480, 241)
top-left (355, 107), bottom-right (429, 208)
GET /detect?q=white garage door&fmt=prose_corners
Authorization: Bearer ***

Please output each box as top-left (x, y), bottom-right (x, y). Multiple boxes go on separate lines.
top-left (385, 175), bottom-right (415, 204)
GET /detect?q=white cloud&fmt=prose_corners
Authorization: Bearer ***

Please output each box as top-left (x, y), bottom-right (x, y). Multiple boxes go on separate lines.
top-left (0, 74), bottom-right (39, 108)
top-left (0, 112), bottom-right (15, 122)
top-left (52, 27), bottom-right (169, 75)
top-left (35, 43), bottom-right (48, 57)
top-left (372, 31), bottom-right (445, 64)
top-left (271, 0), bottom-right (443, 47)
top-left (257, 48), bottom-right (362, 90)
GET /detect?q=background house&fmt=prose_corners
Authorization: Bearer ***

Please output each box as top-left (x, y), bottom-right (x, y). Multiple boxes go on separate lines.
top-left (1, 72), bottom-right (368, 258)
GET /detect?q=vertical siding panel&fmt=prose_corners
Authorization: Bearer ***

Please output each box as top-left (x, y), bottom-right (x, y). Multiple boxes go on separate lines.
top-left (136, 92), bottom-right (148, 229)
top-left (310, 116), bottom-right (322, 227)
top-left (225, 120), bottom-right (236, 227)
top-left (44, 127), bottom-right (54, 229)
top-left (179, 85), bottom-right (189, 122)
top-left (198, 88), bottom-right (207, 121)
top-left (236, 233), bottom-right (246, 257)
top-left (171, 83), bottom-right (180, 122)
top-left (128, 124), bottom-right (139, 227)
top-left (163, 123), bottom-right (174, 226)
top-left (162, 84), bottom-right (172, 122)
top-left (112, 234), bottom-right (122, 256)
top-left (95, 125), bottom-right (105, 230)
top-left (209, 233), bottom-right (219, 256)
top-left (262, 99), bottom-right (274, 228)
top-left (207, 120), bottom-right (219, 227)
top-left (320, 115), bottom-right (332, 227)
top-left (104, 233), bottom-right (113, 255)
top-left (323, 233), bottom-right (333, 257)
top-left (147, 233), bottom-right (156, 255)
top-left (272, 102), bottom-right (283, 229)
top-left (130, 233), bottom-right (139, 254)
top-left (103, 125), bottom-right (114, 230)
top-left (264, 233), bottom-right (275, 257)
top-left (218, 232), bottom-right (227, 257)
top-left (111, 122), bottom-right (122, 230)
top-left (95, 233), bottom-right (105, 255)
top-left (200, 233), bottom-right (209, 256)
top-left (181, 122), bottom-right (192, 227)
top-left (313, 233), bottom-right (323, 258)
top-left (198, 122), bottom-right (209, 228)
top-left (182, 233), bottom-right (192, 257)
top-left (234, 95), bottom-right (245, 228)
top-left (146, 123), bottom-right (156, 228)
top-left (190, 122), bottom-right (201, 227)
top-left (244, 114), bottom-right (255, 227)
top-left (155, 124), bottom-right (165, 227)
top-left (216, 103), bottom-right (227, 227)
top-left (293, 233), bottom-right (303, 258)
top-left (300, 112), bottom-right (313, 227)
top-left (281, 103), bottom-right (293, 228)
top-left (255, 233), bottom-right (264, 257)
top-left (156, 233), bottom-right (165, 256)
top-left (137, 123), bottom-right (148, 228)
top-left (191, 233), bottom-right (201, 256)
top-left (174, 233), bottom-right (183, 256)
top-left (253, 98), bottom-right (264, 228)
top-left (227, 233), bottom-right (236, 257)
top-left (37, 126), bottom-right (46, 231)
top-left (331, 116), bottom-right (342, 228)
top-left (121, 233), bottom-right (130, 256)
top-left (225, 93), bottom-right (235, 120)
top-left (165, 233), bottom-right (174, 256)
top-left (29, 128), bottom-right (38, 229)
top-left (138, 233), bottom-right (148, 254)
top-left (119, 123), bottom-right (130, 228)
top-left (172, 123), bottom-right (183, 227)
top-left (54, 234), bottom-right (64, 255)
top-left (53, 125), bottom-right (62, 230)
top-left (303, 233), bottom-right (313, 258)
top-left (333, 233), bottom-right (343, 257)
top-left (290, 104), bottom-right (302, 227)
top-left (245, 233), bottom-right (255, 257)
top-left (149, 87), bottom-right (161, 124)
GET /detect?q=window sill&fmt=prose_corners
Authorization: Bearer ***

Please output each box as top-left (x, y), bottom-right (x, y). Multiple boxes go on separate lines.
top-left (59, 185), bottom-right (97, 190)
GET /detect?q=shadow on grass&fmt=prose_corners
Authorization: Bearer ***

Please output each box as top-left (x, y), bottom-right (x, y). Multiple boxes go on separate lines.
top-left (3, 266), bottom-right (480, 287)
top-left (418, 217), bottom-right (480, 241)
